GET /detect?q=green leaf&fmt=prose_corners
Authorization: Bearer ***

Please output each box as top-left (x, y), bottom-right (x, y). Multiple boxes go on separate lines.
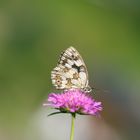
top-left (48, 111), bottom-right (62, 117)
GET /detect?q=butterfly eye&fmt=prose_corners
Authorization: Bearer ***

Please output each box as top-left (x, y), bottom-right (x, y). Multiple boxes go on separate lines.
top-left (83, 86), bottom-right (92, 93)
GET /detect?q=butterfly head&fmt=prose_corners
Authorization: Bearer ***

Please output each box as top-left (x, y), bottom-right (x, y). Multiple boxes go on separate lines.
top-left (83, 86), bottom-right (92, 93)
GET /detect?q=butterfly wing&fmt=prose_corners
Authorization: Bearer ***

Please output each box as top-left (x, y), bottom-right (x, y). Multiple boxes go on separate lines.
top-left (51, 47), bottom-right (89, 90)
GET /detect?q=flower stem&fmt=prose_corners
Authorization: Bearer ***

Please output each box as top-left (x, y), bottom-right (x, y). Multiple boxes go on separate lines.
top-left (70, 114), bottom-right (75, 140)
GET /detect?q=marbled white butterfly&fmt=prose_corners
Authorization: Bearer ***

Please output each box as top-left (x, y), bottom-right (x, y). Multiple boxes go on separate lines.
top-left (51, 47), bottom-right (92, 93)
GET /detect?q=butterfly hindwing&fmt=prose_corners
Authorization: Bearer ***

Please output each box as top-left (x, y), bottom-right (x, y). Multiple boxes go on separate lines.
top-left (51, 47), bottom-right (89, 90)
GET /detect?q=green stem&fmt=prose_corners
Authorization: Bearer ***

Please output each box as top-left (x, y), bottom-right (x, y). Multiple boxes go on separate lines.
top-left (70, 114), bottom-right (75, 140)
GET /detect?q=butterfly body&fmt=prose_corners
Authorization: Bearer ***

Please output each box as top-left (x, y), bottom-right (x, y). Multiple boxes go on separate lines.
top-left (51, 47), bottom-right (92, 93)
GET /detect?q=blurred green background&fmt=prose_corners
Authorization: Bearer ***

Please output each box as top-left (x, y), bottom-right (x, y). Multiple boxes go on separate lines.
top-left (0, 0), bottom-right (140, 140)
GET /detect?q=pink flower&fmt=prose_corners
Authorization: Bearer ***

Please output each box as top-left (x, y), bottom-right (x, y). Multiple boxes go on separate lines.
top-left (43, 89), bottom-right (102, 116)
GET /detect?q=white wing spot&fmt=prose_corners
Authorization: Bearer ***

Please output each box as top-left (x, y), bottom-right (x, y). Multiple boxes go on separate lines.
top-left (79, 72), bottom-right (86, 84)
top-left (74, 60), bottom-right (83, 66)
top-left (71, 79), bottom-right (81, 86)
top-left (67, 59), bottom-right (74, 65)
top-left (64, 72), bottom-right (73, 78)
top-left (65, 63), bottom-right (72, 68)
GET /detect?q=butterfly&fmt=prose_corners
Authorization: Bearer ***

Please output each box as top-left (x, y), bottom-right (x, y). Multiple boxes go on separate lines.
top-left (51, 46), bottom-right (92, 93)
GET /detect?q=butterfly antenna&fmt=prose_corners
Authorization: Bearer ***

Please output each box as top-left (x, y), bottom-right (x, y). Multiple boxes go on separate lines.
top-left (91, 87), bottom-right (110, 94)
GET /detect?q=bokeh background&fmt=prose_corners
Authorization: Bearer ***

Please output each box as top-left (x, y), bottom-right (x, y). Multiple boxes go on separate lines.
top-left (0, 0), bottom-right (140, 140)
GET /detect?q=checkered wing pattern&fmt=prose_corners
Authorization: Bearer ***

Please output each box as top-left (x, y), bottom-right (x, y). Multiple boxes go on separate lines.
top-left (51, 47), bottom-right (91, 92)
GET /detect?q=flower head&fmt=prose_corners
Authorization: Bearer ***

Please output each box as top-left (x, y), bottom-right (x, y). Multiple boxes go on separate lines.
top-left (43, 89), bottom-right (102, 116)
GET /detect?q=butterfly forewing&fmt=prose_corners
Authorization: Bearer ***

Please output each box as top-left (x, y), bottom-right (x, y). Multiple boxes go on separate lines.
top-left (51, 47), bottom-right (90, 91)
